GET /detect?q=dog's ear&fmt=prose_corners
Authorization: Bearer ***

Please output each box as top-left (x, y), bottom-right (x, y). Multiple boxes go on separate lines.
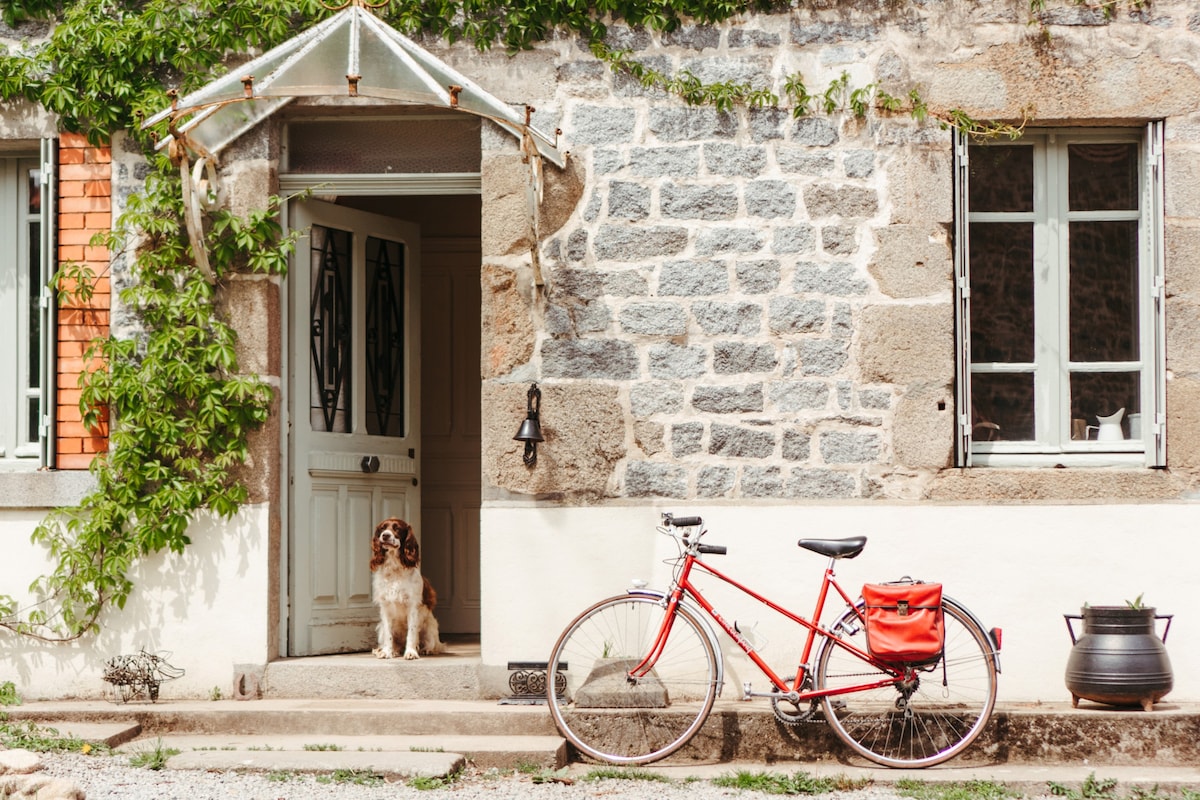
top-left (369, 536), bottom-right (386, 571)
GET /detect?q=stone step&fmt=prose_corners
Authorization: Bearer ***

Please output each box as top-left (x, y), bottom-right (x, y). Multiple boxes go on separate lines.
top-left (12, 699), bottom-right (1200, 768)
top-left (261, 644), bottom-right (487, 701)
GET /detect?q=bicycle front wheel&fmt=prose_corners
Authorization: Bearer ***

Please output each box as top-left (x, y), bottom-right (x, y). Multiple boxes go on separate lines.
top-left (546, 594), bottom-right (718, 765)
top-left (815, 597), bottom-right (998, 768)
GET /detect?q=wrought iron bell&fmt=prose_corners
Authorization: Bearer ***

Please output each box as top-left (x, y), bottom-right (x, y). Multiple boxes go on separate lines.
top-left (513, 383), bottom-right (543, 467)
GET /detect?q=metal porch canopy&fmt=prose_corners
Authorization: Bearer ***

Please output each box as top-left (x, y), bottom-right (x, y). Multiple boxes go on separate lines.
top-left (142, 2), bottom-right (564, 167)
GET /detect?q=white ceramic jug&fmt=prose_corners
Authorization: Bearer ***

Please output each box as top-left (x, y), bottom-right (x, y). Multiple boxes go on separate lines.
top-left (1088, 408), bottom-right (1126, 442)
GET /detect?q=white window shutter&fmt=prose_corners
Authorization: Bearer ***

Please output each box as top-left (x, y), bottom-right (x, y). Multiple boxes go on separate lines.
top-left (1146, 121), bottom-right (1166, 467)
top-left (952, 129), bottom-right (973, 467)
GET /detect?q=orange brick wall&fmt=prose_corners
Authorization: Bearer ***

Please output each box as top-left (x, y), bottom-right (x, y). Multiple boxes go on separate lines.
top-left (56, 133), bottom-right (111, 470)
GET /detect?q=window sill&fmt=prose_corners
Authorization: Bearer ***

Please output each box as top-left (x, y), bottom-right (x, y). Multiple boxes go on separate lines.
top-left (0, 469), bottom-right (95, 509)
top-left (971, 452), bottom-right (1149, 469)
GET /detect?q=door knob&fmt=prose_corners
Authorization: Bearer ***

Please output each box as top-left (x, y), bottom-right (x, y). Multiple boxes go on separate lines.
top-left (360, 455), bottom-right (380, 473)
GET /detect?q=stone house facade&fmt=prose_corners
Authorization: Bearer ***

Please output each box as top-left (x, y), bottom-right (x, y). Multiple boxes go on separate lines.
top-left (1, 0), bottom-right (1199, 703)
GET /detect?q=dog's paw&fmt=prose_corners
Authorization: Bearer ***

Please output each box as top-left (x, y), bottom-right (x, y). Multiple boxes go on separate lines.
top-left (373, 647), bottom-right (397, 660)
top-left (403, 648), bottom-right (420, 660)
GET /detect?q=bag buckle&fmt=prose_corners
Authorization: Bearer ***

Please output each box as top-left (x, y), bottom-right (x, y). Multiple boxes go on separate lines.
top-left (897, 600), bottom-right (910, 617)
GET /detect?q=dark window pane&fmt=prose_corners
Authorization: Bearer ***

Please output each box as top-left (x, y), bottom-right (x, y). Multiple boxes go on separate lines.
top-left (968, 145), bottom-right (1033, 213)
top-left (364, 236), bottom-right (405, 438)
top-left (309, 224), bottom-right (353, 433)
top-left (28, 221), bottom-right (41, 387)
top-left (972, 372), bottom-right (1035, 441)
top-left (27, 398), bottom-right (39, 443)
top-left (28, 167), bottom-right (41, 214)
top-left (1070, 372), bottom-right (1140, 441)
top-left (1069, 221), bottom-right (1138, 362)
top-left (969, 222), bottom-right (1034, 363)
top-left (1069, 143), bottom-right (1137, 211)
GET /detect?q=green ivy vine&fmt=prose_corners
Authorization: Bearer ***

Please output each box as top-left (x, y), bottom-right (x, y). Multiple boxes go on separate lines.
top-left (0, 0), bottom-right (1112, 640)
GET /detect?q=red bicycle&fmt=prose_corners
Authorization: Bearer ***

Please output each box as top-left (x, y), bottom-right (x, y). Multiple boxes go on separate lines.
top-left (546, 513), bottom-right (1001, 767)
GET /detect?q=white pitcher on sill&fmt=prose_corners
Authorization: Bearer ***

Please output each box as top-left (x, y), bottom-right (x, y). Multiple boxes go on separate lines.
top-left (1087, 408), bottom-right (1126, 442)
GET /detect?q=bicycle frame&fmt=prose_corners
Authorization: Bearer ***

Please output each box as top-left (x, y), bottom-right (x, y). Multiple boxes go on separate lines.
top-left (628, 546), bottom-right (904, 703)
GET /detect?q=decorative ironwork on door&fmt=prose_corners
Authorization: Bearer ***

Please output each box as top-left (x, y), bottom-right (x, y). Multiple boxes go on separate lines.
top-left (310, 224), bottom-right (352, 433)
top-left (365, 236), bottom-right (405, 437)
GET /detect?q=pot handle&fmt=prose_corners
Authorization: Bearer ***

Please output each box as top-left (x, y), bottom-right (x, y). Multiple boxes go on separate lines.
top-left (1064, 613), bottom-right (1083, 645)
top-left (1157, 614), bottom-right (1173, 644)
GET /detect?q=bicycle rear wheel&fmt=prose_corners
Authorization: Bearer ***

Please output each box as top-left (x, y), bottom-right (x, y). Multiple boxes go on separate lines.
top-left (546, 594), bottom-right (719, 765)
top-left (815, 597), bottom-right (998, 768)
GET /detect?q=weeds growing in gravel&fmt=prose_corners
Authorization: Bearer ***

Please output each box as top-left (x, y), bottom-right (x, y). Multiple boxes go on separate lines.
top-left (0, 682), bottom-right (20, 706)
top-left (409, 768), bottom-right (462, 790)
top-left (127, 738), bottom-right (181, 770)
top-left (1048, 775), bottom-right (1181, 800)
top-left (317, 768), bottom-right (385, 786)
top-left (303, 742), bottom-right (343, 751)
top-left (582, 767), bottom-right (673, 783)
top-left (266, 770), bottom-right (296, 782)
top-left (898, 778), bottom-right (1024, 800)
top-left (0, 713), bottom-right (99, 753)
top-left (713, 770), bottom-right (869, 794)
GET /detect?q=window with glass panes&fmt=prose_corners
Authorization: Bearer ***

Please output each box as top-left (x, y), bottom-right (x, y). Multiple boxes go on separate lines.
top-left (0, 153), bottom-right (50, 466)
top-left (953, 127), bottom-right (1165, 467)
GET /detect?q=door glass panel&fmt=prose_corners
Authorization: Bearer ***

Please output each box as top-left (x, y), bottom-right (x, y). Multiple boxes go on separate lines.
top-left (310, 224), bottom-right (353, 433)
top-left (969, 222), bottom-right (1034, 364)
top-left (971, 372), bottom-right (1035, 442)
top-left (288, 119), bottom-right (481, 174)
top-left (1070, 372), bottom-right (1140, 440)
top-left (968, 145), bottom-right (1033, 213)
top-left (1069, 143), bottom-right (1137, 211)
top-left (1069, 220), bottom-right (1138, 362)
top-left (365, 235), bottom-right (405, 437)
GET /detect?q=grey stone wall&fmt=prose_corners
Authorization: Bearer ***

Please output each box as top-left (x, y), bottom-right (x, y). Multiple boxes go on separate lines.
top-left (477, 0), bottom-right (1200, 502)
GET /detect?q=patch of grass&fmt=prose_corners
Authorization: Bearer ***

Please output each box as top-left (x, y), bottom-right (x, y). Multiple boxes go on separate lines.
top-left (0, 681), bottom-right (21, 706)
top-left (409, 769), bottom-right (462, 791)
top-left (303, 742), bottom-right (344, 751)
top-left (316, 769), bottom-right (385, 786)
top-left (247, 744), bottom-right (276, 751)
top-left (530, 766), bottom-right (573, 785)
top-left (127, 738), bottom-right (181, 770)
top-left (409, 745), bottom-right (444, 753)
top-left (898, 778), bottom-right (1023, 800)
top-left (713, 770), bottom-right (870, 795)
top-left (209, 686), bottom-right (223, 701)
top-left (266, 770), bottom-right (296, 782)
top-left (1048, 774), bottom-right (1120, 800)
top-left (0, 713), bottom-right (99, 754)
top-left (583, 766), bottom-right (672, 784)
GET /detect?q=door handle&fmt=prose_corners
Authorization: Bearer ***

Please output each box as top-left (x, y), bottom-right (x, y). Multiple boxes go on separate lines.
top-left (360, 455), bottom-right (380, 473)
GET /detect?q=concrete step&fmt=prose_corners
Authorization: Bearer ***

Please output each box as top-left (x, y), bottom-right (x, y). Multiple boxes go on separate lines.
top-left (10, 698), bottom-right (1200, 769)
top-left (261, 643), bottom-right (487, 701)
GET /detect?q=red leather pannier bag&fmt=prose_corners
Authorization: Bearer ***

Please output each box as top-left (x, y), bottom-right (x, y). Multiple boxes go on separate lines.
top-left (862, 582), bottom-right (944, 664)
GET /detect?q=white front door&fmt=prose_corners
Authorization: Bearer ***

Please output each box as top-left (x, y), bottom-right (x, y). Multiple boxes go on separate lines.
top-left (288, 199), bottom-right (421, 656)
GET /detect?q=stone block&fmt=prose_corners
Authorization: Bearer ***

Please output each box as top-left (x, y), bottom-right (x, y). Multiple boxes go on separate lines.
top-left (768, 296), bottom-right (826, 335)
top-left (868, 224), bottom-right (953, 299)
top-left (746, 180), bottom-right (797, 217)
top-left (858, 303), bottom-right (953, 385)
top-left (603, 269), bottom-right (651, 297)
top-left (714, 342), bottom-right (777, 374)
top-left (748, 107), bottom-right (790, 142)
top-left (569, 106), bottom-right (637, 145)
top-left (787, 468), bottom-right (858, 498)
top-left (671, 422), bottom-right (705, 457)
top-left (742, 465), bottom-right (785, 497)
top-left (620, 301), bottom-right (688, 335)
top-left (770, 380), bottom-right (830, 411)
top-left (728, 28), bottom-right (781, 48)
top-left (789, 118), bottom-right (839, 147)
top-left (693, 301), bottom-right (762, 335)
top-left (789, 18), bottom-right (879, 45)
top-left (692, 384), bottom-right (764, 414)
top-left (1165, 298), bottom-right (1200, 374)
top-left (793, 262), bottom-right (869, 296)
top-left (1167, 376), bottom-right (1200, 469)
top-left (819, 430), bottom-right (882, 464)
top-left (634, 420), bottom-right (664, 456)
top-left (649, 343), bottom-right (708, 379)
top-left (886, 147), bottom-right (952, 226)
top-left (698, 228), bottom-right (764, 256)
top-left (703, 142), bottom-right (767, 177)
top-left (1165, 148), bottom-right (1200, 220)
top-left (594, 224), bottom-right (689, 261)
top-left (799, 338), bottom-right (849, 376)
top-left (844, 150), bottom-right (875, 178)
top-left (482, 153), bottom-right (533, 256)
top-left (661, 183), bottom-right (740, 220)
top-left (482, 264), bottom-right (534, 377)
top-left (803, 184), bottom-right (879, 218)
top-left (608, 181), bottom-right (650, 220)
top-left (540, 156), bottom-right (587, 236)
top-left (649, 107), bottom-right (737, 141)
top-left (772, 225), bottom-right (816, 254)
top-left (892, 384), bottom-right (955, 469)
top-left (662, 24), bottom-right (720, 50)
top-left (777, 150), bottom-right (836, 175)
top-left (482, 381), bottom-right (624, 497)
top-left (697, 465), bottom-right (736, 497)
top-left (1165, 223), bottom-right (1200, 299)
top-left (821, 225), bottom-right (859, 255)
top-left (629, 146), bottom-right (702, 177)
top-left (542, 338), bottom-right (638, 379)
top-left (736, 260), bottom-right (781, 293)
top-left (631, 382), bottom-right (684, 416)
top-left (660, 259), bottom-right (730, 295)
top-left (782, 429), bottom-right (812, 461)
top-left (217, 275), bottom-right (280, 378)
top-left (625, 461), bottom-right (688, 498)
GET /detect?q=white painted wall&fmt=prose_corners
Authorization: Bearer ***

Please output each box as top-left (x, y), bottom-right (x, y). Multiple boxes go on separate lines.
top-left (0, 505), bottom-right (270, 701)
top-left (482, 502), bottom-right (1197, 704)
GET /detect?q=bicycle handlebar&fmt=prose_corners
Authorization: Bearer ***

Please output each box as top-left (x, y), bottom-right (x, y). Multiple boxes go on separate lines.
top-left (663, 514), bottom-right (703, 528)
top-left (698, 544), bottom-right (727, 555)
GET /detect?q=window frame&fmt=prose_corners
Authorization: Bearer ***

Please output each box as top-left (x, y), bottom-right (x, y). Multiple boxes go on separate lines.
top-left (954, 124), bottom-right (1166, 468)
top-left (0, 139), bottom-right (56, 470)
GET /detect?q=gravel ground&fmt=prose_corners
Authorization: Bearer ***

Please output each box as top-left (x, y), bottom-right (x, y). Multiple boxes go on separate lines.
top-left (37, 752), bottom-right (906, 800)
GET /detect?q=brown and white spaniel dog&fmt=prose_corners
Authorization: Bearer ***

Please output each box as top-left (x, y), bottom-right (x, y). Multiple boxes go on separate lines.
top-left (369, 518), bottom-right (444, 660)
